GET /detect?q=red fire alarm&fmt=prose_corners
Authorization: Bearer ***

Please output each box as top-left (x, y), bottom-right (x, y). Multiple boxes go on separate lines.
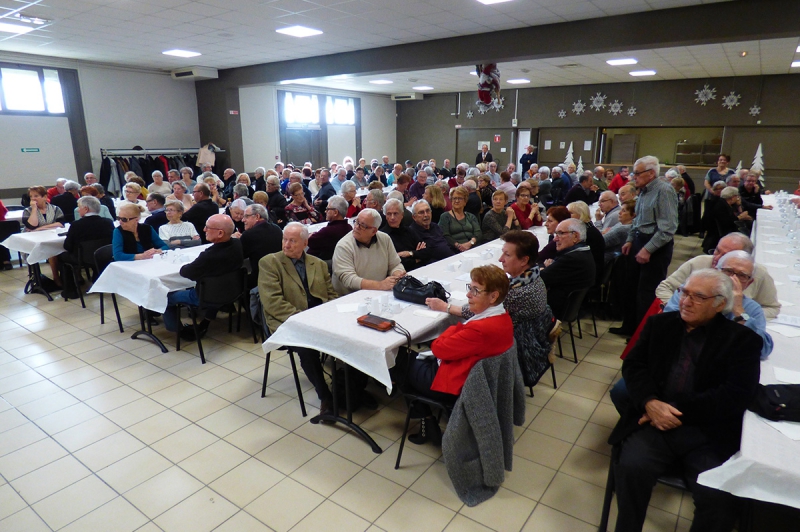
top-left (494, 134), bottom-right (501, 142)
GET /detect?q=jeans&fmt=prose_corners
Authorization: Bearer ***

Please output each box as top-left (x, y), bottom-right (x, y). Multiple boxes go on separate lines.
top-left (610, 378), bottom-right (630, 415)
top-left (162, 289), bottom-right (199, 332)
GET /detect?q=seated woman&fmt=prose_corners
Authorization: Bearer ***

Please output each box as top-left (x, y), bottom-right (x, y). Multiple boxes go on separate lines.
top-left (180, 167), bottom-right (196, 194)
top-left (159, 200), bottom-right (200, 246)
top-left (340, 181), bottom-right (362, 218)
top-left (380, 198), bottom-right (423, 271)
top-left (537, 206), bottom-right (571, 266)
top-left (477, 174), bottom-right (495, 212)
top-left (23, 185), bottom-right (65, 286)
top-left (228, 199), bottom-right (247, 234)
top-left (166, 180), bottom-right (194, 212)
top-left (439, 186), bottom-right (482, 252)
top-left (118, 183), bottom-right (148, 216)
top-left (482, 190), bottom-right (520, 241)
top-left (435, 179), bottom-right (452, 212)
top-left (74, 186), bottom-right (114, 221)
top-left (285, 182), bottom-right (321, 225)
top-left (423, 184), bottom-right (447, 224)
top-left (203, 174), bottom-right (228, 208)
top-left (510, 186), bottom-right (543, 229)
top-left (567, 201), bottom-right (605, 285)
top-left (602, 199), bottom-right (635, 262)
top-left (112, 204), bottom-right (169, 261)
top-left (236, 173), bottom-right (255, 198)
top-left (252, 190), bottom-right (269, 211)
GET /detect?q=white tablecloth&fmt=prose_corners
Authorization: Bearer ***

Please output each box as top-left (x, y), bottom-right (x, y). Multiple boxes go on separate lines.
top-left (1, 228), bottom-right (66, 264)
top-left (5, 210), bottom-right (24, 222)
top-left (698, 195), bottom-right (800, 509)
top-left (89, 245), bottom-right (210, 313)
top-left (261, 225), bottom-right (550, 392)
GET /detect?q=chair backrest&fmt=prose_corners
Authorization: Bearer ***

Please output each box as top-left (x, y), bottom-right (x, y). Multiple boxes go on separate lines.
top-left (6, 206), bottom-right (25, 211)
top-left (560, 287), bottom-right (591, 323)
top-left (78, 238), bottom-right (112, 267)
top-left (600, 254), bottom-right (619, 287)
top-left (197, 267), bottom-right (247, 307)
top-left (0, 220), bottom-right (21, 240)
top-left (94, 244), bottom-right (115, 275)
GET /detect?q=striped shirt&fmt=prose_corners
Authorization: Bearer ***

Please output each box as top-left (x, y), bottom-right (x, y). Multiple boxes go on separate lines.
top-left (626, 177), bottom-right (678, 253)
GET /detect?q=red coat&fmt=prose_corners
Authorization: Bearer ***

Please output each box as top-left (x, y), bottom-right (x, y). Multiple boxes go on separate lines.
top-left (608, 174), bottom-right (630, 194)
top-left (430, 312), bottom-right (514, 395)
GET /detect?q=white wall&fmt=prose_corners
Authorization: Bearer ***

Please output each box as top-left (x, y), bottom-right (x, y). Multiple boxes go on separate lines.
top-left (327, 125), bottom-right (357, 165)
top-left (239, 85), bottom-right (280, 172)
top-left (0, 115), bottom-right (78, 189)
top-left (361, 94), bottom-right (396, 162)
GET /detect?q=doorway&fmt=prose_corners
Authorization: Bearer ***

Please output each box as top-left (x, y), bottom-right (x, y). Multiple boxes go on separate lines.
top-left (284, 128), bottom-right (321, 168)
top-left (456, 128), bottom-right (514, 168)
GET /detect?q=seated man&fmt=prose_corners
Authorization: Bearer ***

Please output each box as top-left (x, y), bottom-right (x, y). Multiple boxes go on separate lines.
top-left (181, 183), bottom-right (219, 243)
top-left (307, 196), bottom-right (352, 261)
top-left (259, 223), bottom-right (339, 415)
top-left (563, 172), bottom-right (599, 205)
top-left (144, 193), bottom-right (168, 231)
top-left (656, 233), bottom-right (780, 318)
top-left (51, 180), bottom-right (81, 223)
top-left (380, 198), bottom-right (425, 271)
top-left (60, 196), bottom-right (114, 299)
top-left (539, 218), bottom-right (595, 318)
top-left (312, 169), bottom-right (336, 213)
top-left (594, 190), bottom-right (620, 231)
top-left (239, 204), bottom-right (282, 290)
top-left (609, 269), bottom-right (761, 532)
top-left (163, 214), bottom-right (244, 339)
top-left (407, 199), bottom-right (455, 263)
top-left (332, 208), bottom-right (405, 295)
top-left (713, 187), bottom-right (751, 239)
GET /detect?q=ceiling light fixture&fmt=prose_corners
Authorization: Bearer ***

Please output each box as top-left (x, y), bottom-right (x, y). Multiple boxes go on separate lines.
top-left (0, 22), bottom-right (34, 34)
top-left (629, 70), bottom-right (656, 76)
top-left (162, 49), bottom-right (201, 58)
top-left (606, 58), bottom-right (638, 66)
top-left (276, 25), bottom-right (323, 38)
top-left (476, 0), bottom-right (513, 4)
top-left (739, 51), bottom-right (747, 57)
top-left (9, 13), bottom-right (50, 25)
top-left (507, 78), bottom-right (530, 84)
top-left (796, 45), bottom-right (800, 53)
top-left (792, 61), bottom-right (800, 68)
top-left (369, 80), bottom-right (393, 84)
top-left (412, 86), bottom-right (434, 91)
top-left (469, 71), bottom-right (477, 76)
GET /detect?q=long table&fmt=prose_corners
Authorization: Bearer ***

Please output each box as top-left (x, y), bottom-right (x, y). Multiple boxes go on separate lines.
top-left (1, 227), bottom-right (67, 300)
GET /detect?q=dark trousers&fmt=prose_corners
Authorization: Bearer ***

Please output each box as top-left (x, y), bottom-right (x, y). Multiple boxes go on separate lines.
top-left (59, 252), bottom-right (82, 293)
top-left (295, 347), bottom-right (331, 402)
top-left (622, 233), bottom-right (673, 330)
top-left (614, 425), bottom-right (738, 532)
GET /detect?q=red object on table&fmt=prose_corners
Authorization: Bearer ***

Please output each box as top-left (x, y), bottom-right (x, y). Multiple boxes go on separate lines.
top-left (620, 297), bottom-right (663, 360)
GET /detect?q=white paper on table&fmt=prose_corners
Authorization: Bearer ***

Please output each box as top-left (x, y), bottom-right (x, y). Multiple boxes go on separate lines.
top-left (416, 350), bottom-right (435, 359)
top-left (336, 303), bottom-right (360, 313)
top-left (779, 300), bottom-right (796, 307)
top-left (775, 281), bottom-right (784, 286)
top-left (387, 295), bottom-right (413, 309)
top-left (766, 324), bottom-right (800, 338)
top-left (449, 291), bottom-right (468, 301)
top-left (762, 262), bottom-right (788, 268)
top-left (759, 417), bottom-right (800, 441)
top-left (764, 250), bottom-right (789, 255)
top-left (773, 314), bottom-right (800, 328)
top-left (430, 279), bottom-right (451, 290)
top-left (454, 273), bottom-right (471, 281)
top-left (773, 367), bottom-right (800, 384)
top-left (413, 308), bottom-right (441, 319)
top-left (461, 253), bottom-right (479, 258)
top-left (769, 237), bottom-right (792, 243)
top-left (788, 275), bottom-right (800, 282)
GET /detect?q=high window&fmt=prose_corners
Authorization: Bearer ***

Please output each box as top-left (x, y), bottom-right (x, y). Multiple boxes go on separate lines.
top-left (0, 66), bottom-right (65, 114)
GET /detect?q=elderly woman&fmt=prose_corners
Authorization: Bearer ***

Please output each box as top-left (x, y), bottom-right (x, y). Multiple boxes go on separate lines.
top-left (112, 204), bottom-right (168, 261)
top-left (567, 201), bottom-right (605, 284)
top-left (23, 185), bottom-right (65, 285)
top-left (228, 198), bottom-right (247, 234)
top-left (159, 200), bottom-right (200, 245)
top-left (511, 186), bottom-right (543, 229)
top-left (439, 186), bottom-right (482, 251)
top-left (423, 184), bottom-right (447, 224)
top-left (404, 264), bottom-right (513, 444)
top-left (285, 182), bottom-right (321, 225)
top-left (537, 206), bottom-right (571, 266)
top-left (166, 180), bottom-right (194, 212)
top-left (118, 182), bottom-right (149, 216)
top-left (351, 167), bottom-right (369, 189)
top-left (179, 167), bottom-right (196, 193)
top-left (73, 186), bottom-right (114, 221)
top-left (202, 174), bottom-right (228, 207)
top-left (340, 181), bottom-right (362, 218)
top-left (252, 191), bottom-right (269, 210)
top-left (236, 173), bottom-right (254, 198)
top-left (380, 198), bottom-right (424, 271)
top-left (435, 179), bottom-right (452, 211)
top-left (603, 199), bottom-right (635, 262)
top-left (482, 190), bottom-right (520, 241)
top-left (308, 168), bottom-right (323, 196)
top-left (253, 167), bottom-right (266, 192)
top-left (148, 171), bottom-right (172, 195)
top-left (477, 174), bottom-right (495, 211)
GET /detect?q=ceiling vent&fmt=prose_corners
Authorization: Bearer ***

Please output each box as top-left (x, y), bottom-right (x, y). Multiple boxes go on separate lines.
top-left (170, 66), bottom-right (219, 81)
top-left (391, 93), bottom-right (423, 101)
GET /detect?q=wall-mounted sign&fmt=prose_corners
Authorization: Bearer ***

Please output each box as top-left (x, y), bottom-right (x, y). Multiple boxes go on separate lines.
top-left (20, 148), bottom-right (40, 153)
top-left (494, 134), bottom-right (501, 142)
top-left (229, 110), bottom-right (239, 115)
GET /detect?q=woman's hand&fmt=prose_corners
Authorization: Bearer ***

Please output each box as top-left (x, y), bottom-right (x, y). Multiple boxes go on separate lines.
top-left (192, 235), bottom-right (201, 240)
top-left (505, 207), bottom-right (516, 219)
top-left (543, 258), bottom-right (553, 268)
top-left (426, 297), bottom-right (448, 312)
top-left (136, 248), bottom-right (162, 260)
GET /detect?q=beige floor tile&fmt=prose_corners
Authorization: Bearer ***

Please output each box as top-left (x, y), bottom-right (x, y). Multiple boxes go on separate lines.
top-left (443, 514), bottom-right (494, 531)
top-left (559, 446), bottom-right (611, 488)
top-left (292, 500), bottom-right (370, 532)
top-left (51, 365), bottom-right (106, 389)
top-left (220, 352), bottom-right (264, 374)
top-left (503, 456), bottom-right (558, 502)
top-left (110, 361), bottom-right (163, 384)
top-left (376, 490), bottom-right (455, 532)
top-left (0, 483), bottom-right (27, 520)
top-left (263, 399), bottom-right (312, 431)
top-left (528, 383), bottom-right (557, 408)
top-left (196, 403), bottom-right (258, 438)
top-left (154, 487), bottom-right (239, 532)
top-left (124, 466), bottom-right (204, 519)
top-left (52, 415), bottom-right (121, 452)
top-left (236, 388), bottom-right (293, 416)
top-left (179, 439), bottom-right (249, 484)
top-left (514, 429), bottom-right (573, 472)
top-left (211, 375), bottom-right (262, 403)
top-left (641, 505), bottom-right (679, 532)
top-left (149, 380), bottom-right (206, 408)
top-left (0, 409), bottom-right (27, 435)
top-left (68, 374), bottom-right (124, 401)
top-left (0, 436), bottom-right (68, 480)
top-left (172, 391), bottom-right (230, 422)
top-left (35, 402), bottom-right (99, 435)
top-left (214, 510), bottom-right (274, 532)
top-left (224, 418), bottom-right (289, 455)
top-left (521, 504), bottom-right (595, 532)
top-left (360, 405), bottom-right (412, 441)
top-left (589, 402), bottom-right (620, 429)
top-left (59, 496), bottom-right (149, 532)
top-left (105, 396), bottom-right (166, 428)
top-left (328, 429), bottom-right (393, 467)
top-left (96, 447), bottom-right (173, 493)
top-left (558, 375), bottom-right (611, 402)
top-left (528, 409), bottom-right (586, 443)
top-left (94, 352), bottom-right (142, 374)
top-left (0, 507), bottom-right (51, 532)
top-left (128, 371), bottom-right (183, 395)
top-left (409, 460), bottom-right (463, 511)
top-left (544, 390), bottom-right (600, 421)
top-left (2, 379), bottom-right (61, 407)
top-left (74, 430), bottom-right (145, 471)
top-left (127, 410), bottom-right (190, 445)
top-left (540, 472), bottom-right (606, 527)
top-left (571, 361), bottom-right (620, 385)
top-left (367, 441), bottom-right (438, 488)
top-left (15, 389), bottom-right (78, 420)
top-left (32, 475), bottom-right (117, 530)
top-left (678, 492), bottom-right (694, 520)
top-left (164, 358), bottom-right (215, 380)
top-left (209, 458), bottom-right (284, 508)
top-left (459, 486), bottom-right (537, 532)
top-left (244, 477), bottom-right (324, 532)
top-left (147, 350), bottom-right (197, 369)
top-left (291, 450), bottom-right (362, 497)
top-left (151, 424), bottom-right (219, 463)
top-left (11, 455), bottom-right (91, 504)
top-left (582, 350), bottom-right (625, 370)
top-left (0, 369), bottom-right (44, 395)
top-left (75, 343), bottom-right (126, 364)
top-left (675, 516), bottom-right (692, 532)
top-left (330, 469), bottom-right (405, 522)
top-left (575, 422), bottom-right (613, 457)
top-left (188, 366), bottom-right (239, 390)
top-left (22, 348), bottom-right (72, 369)
top-left (0, 422), bottom-right (47, 457)
top-left (649, 483), bottom-right (684, 516)
top-left (85, 386), bottom-right (144, 414)
top-left (254, 433), bottom-right (323, 475)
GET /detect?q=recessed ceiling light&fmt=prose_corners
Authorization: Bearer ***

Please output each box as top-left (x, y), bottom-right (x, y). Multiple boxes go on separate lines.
top-left (0, 22), bottom-right (34, 34)
top-left (369, 80), bottom-right (393, 85)
top-left (162, 49), bottom-right (201, 58)
top-left (476, 0), bottom-right (513, 4)
top-left (412, 86), bottom-right (434, 91)
top-left (796, 45), bottom-right (800, 53)
top-left (606, 58), bottom-right (638, 66)
top-left (739, 51), bottom-right (748, 57)
top-left (507, 78), bottom-right (530, 84)
top-left (469, 71), bottom-right (478, 76)
top-left (792, 61), bottom-right (800, 68)
top-left (9, 13), bottom-right (50, 25)
top-left (276, 25), bottom-right (323, 38)
top-left (629, 70), bottom-right (656, 76)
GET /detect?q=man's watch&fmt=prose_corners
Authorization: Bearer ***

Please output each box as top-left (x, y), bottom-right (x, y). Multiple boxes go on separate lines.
top-left (733, 313), bottom-right (750, 323)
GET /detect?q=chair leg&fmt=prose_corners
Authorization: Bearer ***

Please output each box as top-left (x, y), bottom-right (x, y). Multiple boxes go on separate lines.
top-left (175, 306), bottom-right (183, 352)
top-left (287, 350), bottom-right (307, 417)
top-left (394, 403), bottom-right (415, 470)
top-left (557, 334), bottom-right (563, 358)
top-left (576, 316), bottom-right (583, 339)
top-left (100, 293), bottom-right (105, 324)
top-left (111, 294), bottom-right (124, 333)
top-left (190, 308), bottom-right (205, 364)
top-left (551, 363), bottom-right (558, 389)
top-left (598, 447), bottom-right (618, 532)
top-left (68, 265), bottom-right (86, 308)
top-left (568, 322), bottom-right (578, 363)
top-left (261, 351), bottom-right (271, 398)
top-left (528, 386), bottom-right (534, 398)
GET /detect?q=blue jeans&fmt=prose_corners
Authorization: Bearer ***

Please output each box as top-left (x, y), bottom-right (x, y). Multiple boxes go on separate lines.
top-left (163, 289), bottom-right (199, 332)
top-left (610, 378), bottom-right (630, 415)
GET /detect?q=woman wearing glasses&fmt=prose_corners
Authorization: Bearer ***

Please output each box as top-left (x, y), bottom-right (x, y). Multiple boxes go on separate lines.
top-left (158, 200), bottom-right (200, 245)
top-left (510, 186), bottom-right (543, 229)
top-left (439, 186), bottom-right (482, 252)
top-left (112, 204), bottom-right (169, 261)
top-left (118, 183), bottom-right (149, 217)
top-left (285, 182), bottom-right (321, 225)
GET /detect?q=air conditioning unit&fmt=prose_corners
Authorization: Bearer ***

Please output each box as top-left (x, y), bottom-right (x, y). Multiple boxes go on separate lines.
top-left (391, 93), bottom-right (423, 101)
top-left (170, 66), bottom-right (219, 81)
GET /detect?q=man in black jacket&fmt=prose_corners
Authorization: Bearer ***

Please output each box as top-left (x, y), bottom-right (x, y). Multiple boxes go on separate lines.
top-left (182, 183), bottom-right (219, 243)
top-left (239, 204), bottom-right (282, 289)
top-left (539, 218), bottom-right (595, 318)
top-left (563, 172), bottom-right (599, 206)
top-left (60, 196), bottom-right (114, 299)
top-left (92, 184), bottom-right (116, 220)
top-left (144, 193), bottom-right (168, 231)
top-left (51, 181), bottom-right (81, 223)
top-left (313, 169), bottom-right (336, 214)
top-left (609, 269), bottom-right (761, 532)
top-left (407, 199), bottom-right (455, 263)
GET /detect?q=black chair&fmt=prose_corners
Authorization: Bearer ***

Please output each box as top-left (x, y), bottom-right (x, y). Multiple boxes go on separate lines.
top-left (0, 220), bottom-right (22, 268)
top-left (555, 287), bottom-right (591, 363)
top-left (62, 238), bottom-right (111, 308)
top-left (585, 255), bottom-right (620, 336)
top-left (175, 266), bottom-right (257, 363)
top-left (257, 297), bottom-right (307, 417)
top-left (93, 245), bottom-right (124, 333)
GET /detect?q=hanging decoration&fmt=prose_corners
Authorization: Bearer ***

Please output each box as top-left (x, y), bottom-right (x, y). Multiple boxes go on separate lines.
top-left (608, 100), bottom-right (624, 116)
top-left (627, 106), bottom-right (637, 116)
top-left (749, 77), bottom-right (764, 118)
top-left (722, 91), bottom-right (741, 110)
top-left (475, 64), bottom-right (504, 114)
top-left (590, 92), bottom-right (607, 111)
top-left (572, 100), bottom-right (586, 115)
top-left (694, 84), bottom-right (717, 106)
top-left (735, 160), bottom-right (742, 173)
top-left (558, 109), bottom-right (567, 119)
top-left (466, 110), bottom-right (474, 119)
top-left (748, 105), bottom-right (761, 117)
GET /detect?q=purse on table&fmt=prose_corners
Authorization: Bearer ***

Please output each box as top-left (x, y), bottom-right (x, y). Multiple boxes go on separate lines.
top-left (393, 275), bottom-right (449, 306)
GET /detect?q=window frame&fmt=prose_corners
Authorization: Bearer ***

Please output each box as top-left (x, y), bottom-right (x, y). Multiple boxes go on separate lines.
top-left (0, 62), bottom-right (67, 116)
top-left (283, 90), bottom-right (321, 130)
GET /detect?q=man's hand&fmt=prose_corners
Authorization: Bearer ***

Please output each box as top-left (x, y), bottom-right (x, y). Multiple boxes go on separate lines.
top-left (635, 247), bottom-right (651, 264)
top-left (378, 275), bottom-right (399, 290)
top-left (595, 209), bottom-right (603, 221)
top-left (738, 212), bottom-right (753, 221)
top-left (415, 242), bottom-right (427, 251)
top-left (643, 399), bottom-right (683, 431)
top-left (621, 242), bottom-right (632, 256)
top-left (730, 275), bottom-right (745, 317)
top-left (543, 258), bottom-right (553, 268)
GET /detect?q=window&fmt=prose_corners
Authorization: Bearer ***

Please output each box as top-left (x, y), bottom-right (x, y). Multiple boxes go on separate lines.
top-left (325, 96), bottom-right (355, 125)
top-left (284, 92), bottom-right (319, 125)
top-left (0, 66), bottom-right (66, 114)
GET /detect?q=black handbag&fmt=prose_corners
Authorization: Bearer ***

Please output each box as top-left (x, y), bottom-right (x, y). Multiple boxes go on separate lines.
top-left (749, 384), bottom-right (800, 422)
top-left (393, 275), bottom-right (449, 305)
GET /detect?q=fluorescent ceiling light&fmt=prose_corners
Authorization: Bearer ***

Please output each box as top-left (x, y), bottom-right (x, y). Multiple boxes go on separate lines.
top-left (606, 58), bottom-right (638, 66)
top-left (0, 22), bottom-right (34, 34)
top-left (476, 0), bottom-right (513, 4)
top-left (470, 71), bottom-right (477, 75)
top-left (629, 70), bottom-right (656, 76)
top-left (507, 78), bottom-right (530, 84)
top-left (796, 45), bottom-right (800, 53)
top-left (369, 80), bottom-right (393, 85)
top-left (792, 61), bottom-right (800, 68)
top-left (412, 85), bottom-right (434, 90)
top-left (276, 25), bottom-right (323, 38)
top-left (162, 49), bottom-right (201, 58)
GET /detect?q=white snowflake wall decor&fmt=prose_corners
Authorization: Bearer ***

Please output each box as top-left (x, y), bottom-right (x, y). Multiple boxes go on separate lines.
top-left (466, 110), bottom-right (474, 119)
top-left (694, 84), bottom-right (717, 106)
top-left (590, 92), bottom-right (607, 111)
top-left (748, 105), bottom-right (761, 117)
top-left (572, 100), bottom-right (586, 115)
top-left (627, 106), bottom-right (637, 116)
top-left (558, 109), bottom-right (567, 119)
top-left (608, 100), bottom-right (623, 116)
top-left (722, 91), bottom-right (741, 110)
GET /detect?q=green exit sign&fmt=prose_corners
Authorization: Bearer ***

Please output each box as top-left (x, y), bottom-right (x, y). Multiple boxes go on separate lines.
top-left (21, 148), bottom-right (40, 153)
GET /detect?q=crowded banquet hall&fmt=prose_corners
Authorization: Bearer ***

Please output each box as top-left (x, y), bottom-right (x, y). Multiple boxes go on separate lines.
top-left (1, 1), bottom-right (800, 531)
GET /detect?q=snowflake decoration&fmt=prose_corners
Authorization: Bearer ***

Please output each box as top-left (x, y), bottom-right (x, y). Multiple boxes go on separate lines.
top-left (590, 92), bottom-right (607, 111)
top-left (478, 96), bottom-right (504, 114)
top-left (627, 106), bottom-right (637, 116)
top-left (494, 96), bottom-right (505, 112)
top-left (694, 84), bottom-right (717, 106)
top-left (748, 105), bottom-right (761, 117)
top-left (721, 91), bottom-right (741, 110)
top-left (466, 110), bottom-right (473, 119)
top-left (608, 100), bottom-right (624, 116)
top-left (558, 109), bottom-right (567, 119)
top-left (571, 100), bottom-right (586, 115)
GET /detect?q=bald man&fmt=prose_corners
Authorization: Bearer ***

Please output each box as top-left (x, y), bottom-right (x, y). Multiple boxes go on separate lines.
top-left (163, 213), bottom-right (244, 340)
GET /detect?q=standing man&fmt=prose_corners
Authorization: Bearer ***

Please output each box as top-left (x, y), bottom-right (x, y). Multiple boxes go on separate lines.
top-left (612, 156), bottom-right (678, 336)
top-left (594, 191), bottom-right (621, 231)
top-left (476, 143), bottom-right (493, 166)
top-left (519, 145), bottom-right (537, 176)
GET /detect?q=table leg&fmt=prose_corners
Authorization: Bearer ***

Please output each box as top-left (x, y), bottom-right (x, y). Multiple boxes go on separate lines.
top-left (130, 306), bottom-right (168, 353)
top-left (23, 263), bottom-right (53, 301)
top-left (310, 357), bottom-right (383, 454)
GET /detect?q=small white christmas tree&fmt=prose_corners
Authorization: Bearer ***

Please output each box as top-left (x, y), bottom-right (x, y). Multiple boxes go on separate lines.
top-left (576, 156), bottom-right (584, 175)
top-left (751, 143), bottom-right (764, 174)
top-left (563, 142), bottom-right (574, 167)
top-left (735, 160), bottom-right (742, 173)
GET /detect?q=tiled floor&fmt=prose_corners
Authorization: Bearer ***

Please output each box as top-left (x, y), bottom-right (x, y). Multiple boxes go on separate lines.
top-left (0, 235), bottom-right (704, 532)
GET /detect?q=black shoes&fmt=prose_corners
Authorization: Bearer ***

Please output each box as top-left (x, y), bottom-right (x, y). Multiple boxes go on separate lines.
top-left (408, 417), bottom-right (442, 446)
top-left (60, 290), bottom-right (80, 300)
top-left (180, 320), bottom-right (210, 341)
top-left (608, 326), bottom-right (634, 336)
top-left (2, 262), bottom-right (12, 271)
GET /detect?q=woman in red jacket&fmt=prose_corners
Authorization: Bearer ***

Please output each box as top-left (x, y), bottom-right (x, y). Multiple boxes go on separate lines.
top-left (405, 264), bottom-right (514, 444)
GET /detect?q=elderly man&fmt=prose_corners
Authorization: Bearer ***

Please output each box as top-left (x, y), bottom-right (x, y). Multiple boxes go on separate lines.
top-left (593, 166), bottom-right (608, 191)
top-left (657, 233), bottom-right (780, 318)
top-left (59, 196), bottom-right (114, 299)
top-left (713, 187), bottom-right (751, 243)
top-left (612, 156), bottom-right (678, 336)
top-left (519, 145), bottom-right (537, 175)
top-left (181, 183), bottom-right (219, 243)
top-left (739, 170), bottom-right (772, 218)
top-left (381, 199), bottom-right (425, 271)
top-left (439, 158), bottom-right (453, 179)
top-left (313, 168), bottom-right (336, 212)
top-left (447, 167), bottom-right (466, 189)
top-left (476, 143), bottom-right (493, 165)
top-left (540, 218), bottom-right (596, 318)
top-left (609, 269), bottom-right (761, 532)
top-left (331, 168), bottom-right (348, 194)
top-left (486, 161), bottom-right (501, 188)
top-left (91, 184), bottom-right (116, 219)
top-left (408, 169), bottom-right (429, 201)
top-left (332, 208), bottom-right (405, 295)
top-left (232, 184), bottom-right (253, 205)
top-left (167, 169), bottom-right (181, 185)
top-left (51, 180), bottom-right (81, 223)
top-left (259, 222), bottom-right (340, 415)
top-left (265, 175), bottom-right (288, 225)
top-left (618, 183), bottom-right (637, 204)
top-left (407, 199), bottom-right (455, 263)
top-left (241, 204), bottom-right (282, 289)
top-left (220, 167), bottom-right (237, 197)
top-left (594, 191), bottom-right (620, 231)
top-left (307, 196), bottom-right (352, 261)
top-left (47, 178), bottom-right (67, 202)
top-left (550, 166), bottom-right (571, 204)
top-left (463, 180), bottom-right (482, 216)
top-left (381, 155), bottom-right (392, 174)
top-left (84, 172), bottom-right (98, 186)
top-left (564, 171), bottom-right (599, 205)
top-left (144, 193), bottom-right (168, 230)
top-left (387, 163), bottom-right (404, 186)
top-left (164, 214), bottom-right (244, 339)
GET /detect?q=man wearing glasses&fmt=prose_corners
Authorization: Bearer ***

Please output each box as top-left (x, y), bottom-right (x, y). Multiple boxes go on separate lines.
top-left (593, 191), bottom-right (620, 231)
top-left (539, 218), bottom-right (595, 319)
top-left (181, 183), bottom-right (219, 243)
top-left (306, 196), bottom-right (352, 262)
